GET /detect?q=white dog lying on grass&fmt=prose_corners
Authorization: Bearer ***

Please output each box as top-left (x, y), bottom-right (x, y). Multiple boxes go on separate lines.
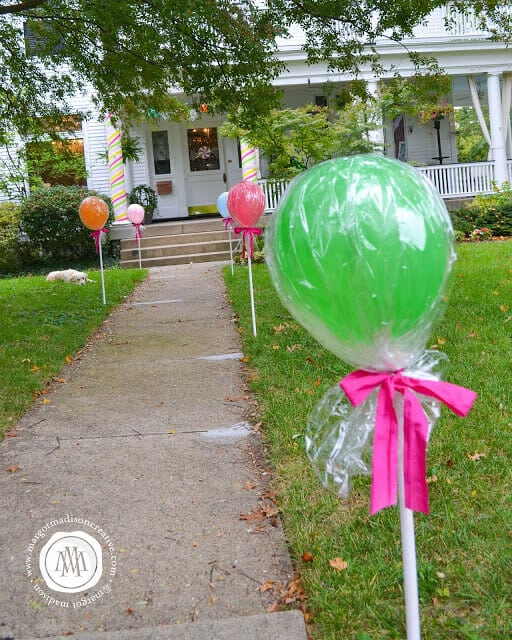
top-left (46, 269), bottom-right (93, 284)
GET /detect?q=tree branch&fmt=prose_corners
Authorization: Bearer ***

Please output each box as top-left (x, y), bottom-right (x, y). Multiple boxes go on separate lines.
top-left (0, 0), bottom-right (47, 16)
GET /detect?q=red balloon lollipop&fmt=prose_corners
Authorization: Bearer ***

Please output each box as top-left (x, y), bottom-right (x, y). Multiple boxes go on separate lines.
top-left (227, 182), bottom-right (265, 227)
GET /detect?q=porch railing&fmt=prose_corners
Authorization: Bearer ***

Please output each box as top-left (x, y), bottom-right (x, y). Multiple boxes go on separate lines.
top-left (257, 160), bottom-right (512, 211)
top-left (416, 162), bottom-right (496, 198)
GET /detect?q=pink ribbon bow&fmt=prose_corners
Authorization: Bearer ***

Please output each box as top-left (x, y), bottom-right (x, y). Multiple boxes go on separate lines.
top-left (340, 369), bottom-right (477, 515)
top-left (132, 222), bottom-right (143, 241)
top-left (90, 228), bottom-right (108, 254)
top-left (234, 227), bottom-right (262, 259)
top-left (223, 217), bottom-right (233, 231)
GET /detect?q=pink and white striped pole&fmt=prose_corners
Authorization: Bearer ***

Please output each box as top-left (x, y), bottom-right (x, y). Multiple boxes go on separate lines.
top-left (240, 137), bottom-right (258, 183)
top-left (106, 113), bottom-right (128, 222)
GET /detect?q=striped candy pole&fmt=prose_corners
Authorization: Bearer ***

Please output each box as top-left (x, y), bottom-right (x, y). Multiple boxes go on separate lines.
top-left (106, 113), bottom-right (128, 222)
top-left (240, 137), bottom-right (258, 182)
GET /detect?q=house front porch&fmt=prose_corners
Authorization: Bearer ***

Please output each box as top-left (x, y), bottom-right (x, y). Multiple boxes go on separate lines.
top-left (256, 159), bottom-right (512, 213)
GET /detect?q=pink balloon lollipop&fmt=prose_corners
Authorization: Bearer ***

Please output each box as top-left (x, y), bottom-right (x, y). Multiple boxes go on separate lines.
top-left (127, 203), bottom-right (145, 225)
top-left (227, 182), bottom-right (265, 227)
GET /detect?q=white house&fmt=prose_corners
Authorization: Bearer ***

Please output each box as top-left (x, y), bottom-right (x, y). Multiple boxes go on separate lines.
top-left (3, 6), bottom-right (512, 231)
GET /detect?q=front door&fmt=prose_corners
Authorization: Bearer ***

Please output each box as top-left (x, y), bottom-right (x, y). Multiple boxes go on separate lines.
top-left (149, 127), bottom-right (186, 219)
top-left (184, 125), bottom-right (227, 215)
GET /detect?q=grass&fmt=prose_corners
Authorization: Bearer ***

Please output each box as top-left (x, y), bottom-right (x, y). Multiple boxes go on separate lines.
top-left (0, 267), bottom-right (147, 437)
top-left (224, 241), bottom-right (512, 640)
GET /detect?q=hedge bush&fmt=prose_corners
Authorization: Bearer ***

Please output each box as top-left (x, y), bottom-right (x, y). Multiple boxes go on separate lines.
top-left (0, 202), bottom-right (21, 274)
top-left (451, 186), bottom-right (512, 238)
top-left (18, 185), bottom-right (113, 265)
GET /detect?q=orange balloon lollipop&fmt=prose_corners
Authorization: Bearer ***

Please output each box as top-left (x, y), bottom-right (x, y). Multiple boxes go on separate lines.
top-left (79, 197), bottom-right (109, 230)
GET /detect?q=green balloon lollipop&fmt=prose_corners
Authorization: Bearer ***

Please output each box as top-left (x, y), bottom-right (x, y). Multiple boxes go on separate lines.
top-left (266, 155), bottom-right (455, 371)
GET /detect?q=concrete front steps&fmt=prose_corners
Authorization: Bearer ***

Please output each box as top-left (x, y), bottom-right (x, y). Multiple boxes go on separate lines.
top-left (120, 216), bottom-right (267, 268)
top-left (120, 217), bottom-right (233, 268)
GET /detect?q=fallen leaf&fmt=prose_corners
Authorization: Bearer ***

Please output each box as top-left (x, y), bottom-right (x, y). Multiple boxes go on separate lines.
top-left (208, 595), bottom-right (217, 605)
top-left (312, 377), bottom-right (321, 387)
top-left (241, 356), bottom-right (250, 363)
top-left (224, 396), bottom-right (237, 402)
top-left (261, 505), bottom-right (279, 518)
top-left (426, 475), bottom-right (438, 484)
top-left (286, 344), bottom-right (302, 352)
top-left (259, 580), bottom-right (276, 593)
top-left (467, 451), bottom-right (486, 461)
top-left (329, 557), bottom-right (348, 572)
top-left (169, 429), bottom-right (175, 435)
top-left (239, 509), bottom-right (265, 524)
top-left (437, 337), bottom-right (446, 345)
top-left (253, 524), bottom-right (267, 533)
top-left (126, 607), bottom-right (134, 615)
top-left (300, 604), bottom-right (313, 624)
top-left (42, 398), bottom-right (51, 404)
top-left (244, 481), bottom-right (257, 490)
top-left (65, 355), bottom-right (72, 363)
top-left (500, 304), bottom-right (509, 312)
top-left (6, 464), bottom-right (22, 473)
top-left (272, 344), bottom-right (280, 350)
top-left (281, 572), bottom-right (307, 603)
top-left (301, 552), bottom-right (314, 563)
top-left (30, 365), bottom-right (40, 373)
top-left (54, 377), bottom-right (65, 384)
top-left (273, 323), bottom-right (289, 334)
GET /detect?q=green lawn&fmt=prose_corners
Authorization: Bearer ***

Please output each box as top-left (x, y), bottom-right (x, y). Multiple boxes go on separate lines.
top-left (225, 241), bottom-right (512, 640)
top-left (0, 267), bottom-right (146, 437)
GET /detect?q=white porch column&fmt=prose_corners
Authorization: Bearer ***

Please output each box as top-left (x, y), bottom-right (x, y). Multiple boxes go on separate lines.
top-left (487, 73), bottom-right (509, 185)
top-left (367, 79), bottom-right (385, 150)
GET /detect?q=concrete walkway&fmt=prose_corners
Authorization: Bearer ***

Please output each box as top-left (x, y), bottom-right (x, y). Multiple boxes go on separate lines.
top-left (0, 263), bottom-right (307, 640)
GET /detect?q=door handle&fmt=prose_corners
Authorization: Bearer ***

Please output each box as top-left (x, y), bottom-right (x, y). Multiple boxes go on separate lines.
top-left (223, 173), bottom-right (227, 183)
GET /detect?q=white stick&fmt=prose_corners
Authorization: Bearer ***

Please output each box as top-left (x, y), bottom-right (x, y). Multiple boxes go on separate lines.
top-left (246, 235), bottom-right (257, 336)
top-left (137, 235), bottom-right (142, 269)
top-left (98, 238), bottom-right (106, 306)
top-left (228, 227), bottom-right (234, 276)
top-left (396, 395), bottom-right (421, 640)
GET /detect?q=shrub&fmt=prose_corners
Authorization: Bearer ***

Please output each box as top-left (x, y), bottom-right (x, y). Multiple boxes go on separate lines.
top-left (0, 202), bottom-right (21, 274)
top-left (18, 185), bottom-right (113, 265)
top-left (452, 185), bottom-right (512, 238)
